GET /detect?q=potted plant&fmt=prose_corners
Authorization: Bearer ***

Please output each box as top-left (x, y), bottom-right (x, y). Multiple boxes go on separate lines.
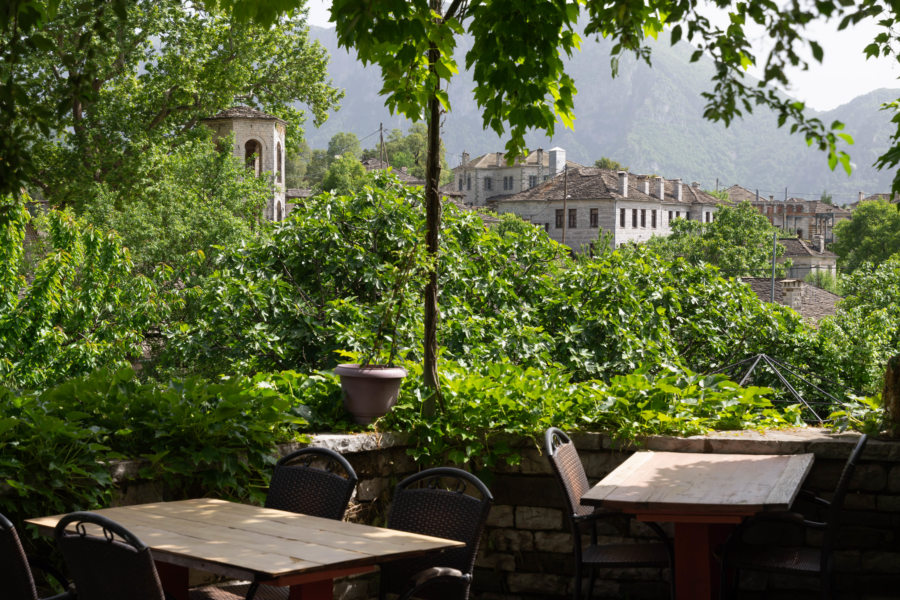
top-left (335, 237), bottom-right (420, 425)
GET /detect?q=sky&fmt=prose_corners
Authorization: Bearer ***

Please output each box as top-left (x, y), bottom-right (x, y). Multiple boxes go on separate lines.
top-left (305, 0), bottom-right (899, 112)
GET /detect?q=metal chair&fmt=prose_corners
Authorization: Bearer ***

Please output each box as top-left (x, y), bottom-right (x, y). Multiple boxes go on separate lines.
top-left (719, 434), bottom-right (868, 600)
top-left (378, 467), bottom-right (493, 600)
top-left (545, 427), bottom-right (674, 600)
top-left (190, 447), bottom-right (359, 600)
top-left (54, 511), bottom-right (166, 600)
top-left (1, 512), bottom-right (73, 600)
top-left (264, 446), bottom-right (358, 519)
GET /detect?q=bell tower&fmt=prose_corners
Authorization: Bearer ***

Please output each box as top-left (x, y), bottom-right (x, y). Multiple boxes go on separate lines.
top-left (202, 105), bottom-right (287, 221)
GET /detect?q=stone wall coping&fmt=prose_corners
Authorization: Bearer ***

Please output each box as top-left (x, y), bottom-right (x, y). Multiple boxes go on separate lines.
top-left (103, 428), bottom-right (893, 484)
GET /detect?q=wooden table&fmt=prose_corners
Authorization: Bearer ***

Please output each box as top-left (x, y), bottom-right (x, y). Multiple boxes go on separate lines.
top-left (581, 451), bottom-right (815, 600)
top-left (27, 498), bottom-right (464, 600)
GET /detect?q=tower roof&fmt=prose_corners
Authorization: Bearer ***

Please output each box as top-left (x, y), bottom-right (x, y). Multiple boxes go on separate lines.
top-left (202, 106), bottom-right (287, 125)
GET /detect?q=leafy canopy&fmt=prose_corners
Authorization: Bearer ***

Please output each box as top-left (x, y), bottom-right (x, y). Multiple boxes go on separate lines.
top-left (832, 199), bottom-right (900, 273)
top-left (646, 202), bottom-right (787, 277)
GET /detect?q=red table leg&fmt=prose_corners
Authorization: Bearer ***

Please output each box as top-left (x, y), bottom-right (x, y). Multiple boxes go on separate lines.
top-left (673, 523), bottom-right (732, 600)
top-left (155, 562), bottom-right (190, 600)
top-left (288, 579), bottom-right (333, 600)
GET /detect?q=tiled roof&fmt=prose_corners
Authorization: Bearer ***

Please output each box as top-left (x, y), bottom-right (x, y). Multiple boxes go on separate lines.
top-left (203, 106), bottom-right (287, 124)
top-left (725, 184), bottom-right (757, 203)
top-left (462, 149), bottom-right (583, 170)
top-left (493, 167), bottom-right (721, 205)
top-left (779, 237), bottom-right (837, 259)
top-left (740, 278), bottom-right (841, 327)
top-left (361, 158), bottom-right (425, 185)
top-left (285, 189), bottom-right (313, 200)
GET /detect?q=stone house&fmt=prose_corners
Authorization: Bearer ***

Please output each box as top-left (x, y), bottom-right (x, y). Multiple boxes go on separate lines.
top-left (202, 106), bottom-right (287, 222)
top-left (725, 184), bottom-right (850, 243)
top-left (778, 236), bottom-right (838, 280)
top-left (490, 167), bottom-right (721, 251)
top-left (452, 147), bottom-right (582, 207)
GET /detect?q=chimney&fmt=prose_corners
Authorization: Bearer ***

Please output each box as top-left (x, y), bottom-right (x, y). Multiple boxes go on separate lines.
top-left (814, 235), bottom-right (825, 253)
top-left (859, 191), bottom-right (864, 203)
top-left (674, 178), bottom-right (683, 203)
top-left (769, 195), bottom-right (774, 202)
top-left (617, 171), bottom-right (628, 198)
top-left (655, 176), bottom-right (665, 200)
top-left (691, 181), bottom-right (700, 189)
top-left (461, 151), bottom-right (469, 166)
top-left (549, 147), bottom-right (566, 176)
top-left (496, 153), bottom-right (502, 167)
top-left (642, 180), bottom-right (650, 195)
top-left (782, 279), bottom-right (803, 312)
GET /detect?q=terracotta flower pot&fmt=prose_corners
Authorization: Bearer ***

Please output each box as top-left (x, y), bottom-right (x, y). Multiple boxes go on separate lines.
top-left (334, 363), bottom-right (408, 425)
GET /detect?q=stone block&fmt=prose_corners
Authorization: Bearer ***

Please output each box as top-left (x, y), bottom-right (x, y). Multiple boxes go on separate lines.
top-left (876, 494), bottom-right (900, 512)
top-left (487, 505), bottom-right (515, 528)
top-left (475, 551), bottom-right (517, 571)
top-left (887, 465), bottom-right (900, 493)
top-left (507, 572), bottom-right (570, 595)
top-left (842, 492), bottom-right (878, 511)
top-left (492, 475), bottom-right (562, 508)
top-left (533, 531), bottom-right (572, 554)
top-left (861, 550), bottom-right (900, 572)
top-left (570, 432), bottom-right (605, 451)
top-left (356, 477), bottom-right (388, 502)
top-left (852, 464), bottom-right (887, 492)
top-left (488, 528), bottom-right (534, 552)
top-left (519, 448), bottom-right (553, 475)
top-left (642, 435), bottom-right (707, 453)
top-left (515, 506), bottom-right (563, 530)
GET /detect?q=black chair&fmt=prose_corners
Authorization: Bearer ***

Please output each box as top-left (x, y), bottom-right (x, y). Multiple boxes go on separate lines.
top-left (191, 447), bottom-right (359, 600)
top-left (264, 446), bottom-right (358, 519)
top-left (378, 467), bottom-right (493, 600)
top-left (719, 434), bottom-right (868, 600)
top-left (545, 427), bottom-right (674, 600)
top-left (54, 511), bottom-right (167, 600)
top-left (1, 513), bottom-right (73, 600)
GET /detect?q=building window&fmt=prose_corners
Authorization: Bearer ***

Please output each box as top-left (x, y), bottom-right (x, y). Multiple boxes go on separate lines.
top-left (705, 211), bottom-right (711, 223)
top-left (632, 209), bottom-right (637, 228)
top-left (640, 209), bottom-right (646, 228)
top-left (797, 228), bottom-right (803, 238)
top-left (544, 223), bottom-right (550, 233)
top-left (529, 175), bottom-right (538, 188)
top-left (651, 209), bottom-right (657, 228)
top-left (484, 177), bottom-right (492, 191)
top-left (676, 211), bottom-right (680, 219)
top-left (620, 208), bottom-right (626, 228)
top-left (590, 208), bottom-right (598, 228)
top-left (467, 175), bottom-right (471, 190)
top-left (686, 212), bottom-right (691, 220)
top-left (555, 209), bottom-right (564, 228)
top-left (245, 140), bottom-right (262, 176)
top-left (668, 210), bottom-right (673, 222)
top-left (568, 208), bottom-right (577, 229)
top-left (458, 178), bottom-right (463, 191)
top-left (276, 142), bottom-right (283, 183)
top-left (502, 175), bottom-right (514, 191)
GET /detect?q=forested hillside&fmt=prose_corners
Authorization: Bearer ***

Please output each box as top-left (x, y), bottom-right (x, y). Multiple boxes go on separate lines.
top-left (307, 26), bottom-right (896, 203)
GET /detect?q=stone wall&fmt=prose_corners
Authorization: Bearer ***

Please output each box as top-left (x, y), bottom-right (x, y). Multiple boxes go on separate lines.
top-left (112, 429), bottom-right (900, 600)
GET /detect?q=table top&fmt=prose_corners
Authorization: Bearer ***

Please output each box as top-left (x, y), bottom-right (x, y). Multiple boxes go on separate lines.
top-left (26, 499), bottom-right (464, 584)
top-left (581, 451), bottom-right (815, 522)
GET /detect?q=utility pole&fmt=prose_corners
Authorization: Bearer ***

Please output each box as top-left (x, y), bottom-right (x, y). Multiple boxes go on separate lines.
top-left (379, 123), bottom-right (384, 166)
top-left (715, 177), bottom-right (719, 193)
top-left (561, 165), bottom-right (568, 245)
top-left (771, 232), bottom-right (778, 303)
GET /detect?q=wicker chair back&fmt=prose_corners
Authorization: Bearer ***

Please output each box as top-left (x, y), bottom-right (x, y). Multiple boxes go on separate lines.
top-left (380, 467), bottom-right (493, 600)
top-left (1, 513), bottom-right (40, 600)
top-left (54, 512), bottom-right (164, 600)
top-left (545, 428), bottom-right (595, 520)
top-left (264, 447), bottom-right (358, 520)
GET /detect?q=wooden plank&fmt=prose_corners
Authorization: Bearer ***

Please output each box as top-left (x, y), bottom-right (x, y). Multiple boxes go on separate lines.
top-left (764, 453), bottom-right (815, 507)
top-left (581, 451), bottom-right (657, 505)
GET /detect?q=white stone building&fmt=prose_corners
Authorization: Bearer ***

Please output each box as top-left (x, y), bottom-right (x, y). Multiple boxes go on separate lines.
top-left (452, 147), bottom-right (582, 207)
top-left (490, 167), bottom-right (722, 251)
top-left (202, 106), bottom-right (287, 221)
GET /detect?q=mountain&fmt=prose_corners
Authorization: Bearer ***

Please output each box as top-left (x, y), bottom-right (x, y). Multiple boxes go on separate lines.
top-left (304, 25), bottom-right (897, 203)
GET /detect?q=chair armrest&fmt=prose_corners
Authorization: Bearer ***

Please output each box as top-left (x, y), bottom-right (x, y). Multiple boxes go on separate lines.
top-left (397, 567), bottom-right (471, 600)
top-left (798, 489), bottom-right (831, 508)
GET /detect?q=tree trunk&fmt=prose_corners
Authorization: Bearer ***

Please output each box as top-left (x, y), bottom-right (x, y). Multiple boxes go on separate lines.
top-left (884, 354), bottom-right (900, 437)
top-left (422, 17), bottom-right (442, 417)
